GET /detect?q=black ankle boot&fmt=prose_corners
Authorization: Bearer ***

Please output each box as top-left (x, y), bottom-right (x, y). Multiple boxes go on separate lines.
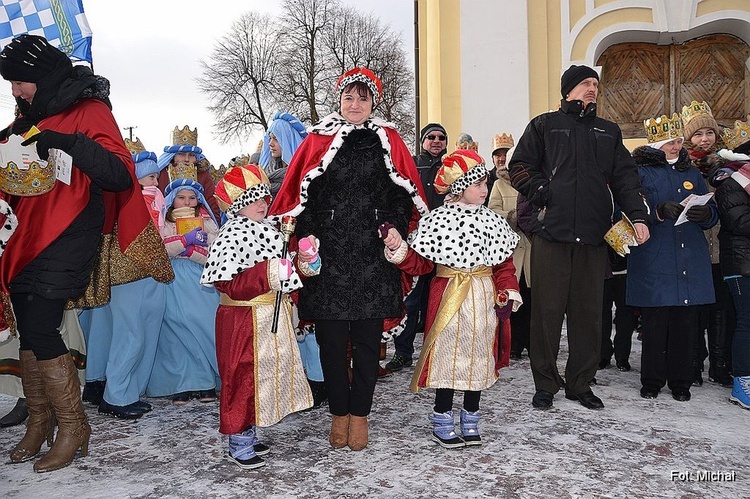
top-left (82, 380), bottom-right (105, 406)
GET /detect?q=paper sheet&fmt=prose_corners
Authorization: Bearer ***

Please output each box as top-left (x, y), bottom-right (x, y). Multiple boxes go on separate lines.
top-left (675, 192), bottom-right (714, 225)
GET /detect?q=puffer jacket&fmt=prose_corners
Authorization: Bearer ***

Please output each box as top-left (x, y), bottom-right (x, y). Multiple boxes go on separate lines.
top-left (714, 166), bottom-right (750, 277)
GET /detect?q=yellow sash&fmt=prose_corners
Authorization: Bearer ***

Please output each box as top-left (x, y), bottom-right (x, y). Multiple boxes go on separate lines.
top-left (219, 291), bottom-right (280, 307)
top-left (409, 265), bottom-right (492, 392)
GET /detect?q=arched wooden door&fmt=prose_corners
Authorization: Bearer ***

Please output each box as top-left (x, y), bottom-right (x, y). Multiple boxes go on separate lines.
top-left (597, 34), bottom-right (750, 138)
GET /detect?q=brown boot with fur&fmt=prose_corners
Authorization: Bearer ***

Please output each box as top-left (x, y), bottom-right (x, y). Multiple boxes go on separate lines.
top-left (10, 350), bottom-right (55, 463)
top-left (348, 415), bottom-right (368, 451)
top-left (330, 414), bottom-right (350, 448)
top-left (33, 353), bottom-right (90, 473)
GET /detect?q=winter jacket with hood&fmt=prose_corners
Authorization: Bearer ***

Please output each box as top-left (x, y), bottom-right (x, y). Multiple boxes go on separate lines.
top-left (712, 157), bottom-right (750, 277)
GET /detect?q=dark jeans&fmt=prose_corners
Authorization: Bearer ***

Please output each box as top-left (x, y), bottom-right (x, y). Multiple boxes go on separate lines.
top-left (529, 236), bottom-right (606, 395)
top-left (11, 293), bottom-right (68, 360)
top-left (640, 306), bottom-right (699, 392)
top-left (510, 269), bottom-right (531, 355)
top-left (434, 388), bottom-right (481, 413)
top-left (726, 277), bottom-right (750, 377)
top-left (315, 319), bottom-right (383, 417)
top-left (600, 274), bottom-right (638, 364)
top-left (394, 272), bottom-right (432, 358)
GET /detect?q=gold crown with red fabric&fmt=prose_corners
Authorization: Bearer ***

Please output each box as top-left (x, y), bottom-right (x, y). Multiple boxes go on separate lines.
top-left (214, 163), bottom-right (271, 217)
top-left (434, 149), bottom-right (488, 195)
top-left (336, 67), bottom-right (383, 105)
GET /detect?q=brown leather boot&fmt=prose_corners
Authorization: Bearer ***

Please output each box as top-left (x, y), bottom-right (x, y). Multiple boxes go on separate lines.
top-left (348, 415), bottom-right (368, 451)
top-left (33, 353), bottom-right (90, 473)
top-left (10, 350), bottom-right (55, 463)
top-left (329, 414), bottom-right (350, 449)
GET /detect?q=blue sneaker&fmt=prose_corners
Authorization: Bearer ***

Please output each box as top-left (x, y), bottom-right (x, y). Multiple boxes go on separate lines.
top-left (730, 376), bottom-right (750, 410)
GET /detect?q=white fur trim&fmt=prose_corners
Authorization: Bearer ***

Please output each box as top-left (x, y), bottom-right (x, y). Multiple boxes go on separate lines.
top-left (0, 199), bottom-right (18, 258)
top-left (719, 148), bottom-right (750, 162)
top-left (273, 112), bottom-right (428, 224)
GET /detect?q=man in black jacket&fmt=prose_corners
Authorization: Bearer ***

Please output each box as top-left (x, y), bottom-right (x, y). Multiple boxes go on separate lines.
top-left (508, 65), bottom-right (650, 410)
top-left (383, 123), bottom-right (447, 373)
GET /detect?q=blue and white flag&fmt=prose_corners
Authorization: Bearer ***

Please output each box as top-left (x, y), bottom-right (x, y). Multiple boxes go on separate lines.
top-left (0, 0), bottom-right (92, 63)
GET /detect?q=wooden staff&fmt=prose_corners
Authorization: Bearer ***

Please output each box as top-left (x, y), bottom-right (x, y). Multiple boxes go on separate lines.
top-left (271, 215), bottom-right (296, 334)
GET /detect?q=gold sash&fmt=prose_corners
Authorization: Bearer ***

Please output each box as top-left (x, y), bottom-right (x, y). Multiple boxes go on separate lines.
top-left (219, 292), bottom-right (280, 307)
top-left (410, 265), bottom-right (492, 392)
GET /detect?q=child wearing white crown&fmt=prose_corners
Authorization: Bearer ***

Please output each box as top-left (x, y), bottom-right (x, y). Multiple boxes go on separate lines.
top-left (201, 164), bottom-right (317, 470)
top-left (382, 149), bottom-right (521, 448)
top-left (146, 178), bottom-right (221, 404)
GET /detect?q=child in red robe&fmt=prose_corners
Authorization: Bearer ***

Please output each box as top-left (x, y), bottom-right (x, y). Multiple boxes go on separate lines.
top-left (383, 150), bottom-right (520, 448)
top-left (201, 164), bottom-right (317, 470)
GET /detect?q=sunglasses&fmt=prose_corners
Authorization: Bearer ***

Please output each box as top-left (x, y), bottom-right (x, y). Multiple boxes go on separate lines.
top-left (426, 134), bottom-right (446, 141)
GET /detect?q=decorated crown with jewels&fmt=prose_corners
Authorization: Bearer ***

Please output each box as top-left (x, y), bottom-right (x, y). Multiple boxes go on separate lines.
top-left (0, 158), bottom-right (56, 197)
top-left (643, 113), bottom-right (683, 143)
top-left (721, 115), bottom-right (750, 151)
top-left (680, 100), bottom-right (712, 126)
top-left (124, 137), bottom-right (146, 156)
top-left (168, 161), bottom-right (197, 183)
top-left (172, 126), bottom-right (198, 147)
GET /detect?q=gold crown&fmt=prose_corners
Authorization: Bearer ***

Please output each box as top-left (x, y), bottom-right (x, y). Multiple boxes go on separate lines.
top-left (124, 136), bottom-right (146, 156)
top-left (456, 140), bottom-right (479, 152)
top-left (172, 125), bottom-right (198, 147)
top-left (168, 161), bottom-right (198, 183)
top-left (721, 115), bottom-right (750, 150)
top-left (0, 159), bottom-right (56, 197)
top-left (643, 113), bottom-right (683, 143)
top-left (210, 163), bottom-right (229, 185)
top-left (680, 100), bottom-right (712, 126)
top-left (491, 133), bottom-right (514, 152)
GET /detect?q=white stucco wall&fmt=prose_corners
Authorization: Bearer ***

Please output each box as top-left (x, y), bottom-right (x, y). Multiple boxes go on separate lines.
top-left (459, 0), bottom-right (530, 160)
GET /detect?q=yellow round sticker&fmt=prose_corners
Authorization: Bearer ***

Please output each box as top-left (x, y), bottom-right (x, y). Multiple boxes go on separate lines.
top-left (683, 181), bottom-right (694, 190)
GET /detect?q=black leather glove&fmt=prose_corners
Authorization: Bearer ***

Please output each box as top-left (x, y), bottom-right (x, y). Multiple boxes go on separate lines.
top-left (685, 204), bottom-right (712, 224)
top-left (656, 201), bottom-right (684, 221)
top-left (21, 130), bottom-right (77, 159)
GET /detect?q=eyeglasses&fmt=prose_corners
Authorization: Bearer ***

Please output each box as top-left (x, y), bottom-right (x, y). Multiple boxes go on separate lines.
top-left (426, 134), bottom-right (446, 141)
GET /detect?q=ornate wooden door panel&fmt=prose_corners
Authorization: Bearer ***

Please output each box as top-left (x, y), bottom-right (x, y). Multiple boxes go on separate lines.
top-left (597, 35), bottom-right (750, 138)
top-left (676, 35), bottom-right (750, 128)
top-left (597, 43), bottom-right (670, 138)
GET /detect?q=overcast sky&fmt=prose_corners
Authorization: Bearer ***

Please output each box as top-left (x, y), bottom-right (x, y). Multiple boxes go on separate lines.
top-left (0, 0), bottom-right (415, 166)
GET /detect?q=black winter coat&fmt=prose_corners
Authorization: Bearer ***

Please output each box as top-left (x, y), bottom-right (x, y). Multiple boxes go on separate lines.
top-left (414, 150), bottom-right (446, 210)
top-left (295, 129), bottom-right (414, 321)
top-left (715, 173), bottom-right (750, 277)
top-left (508, 99), bottom-right (649, 245)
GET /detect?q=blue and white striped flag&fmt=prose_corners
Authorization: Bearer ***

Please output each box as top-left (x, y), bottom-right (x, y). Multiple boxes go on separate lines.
top-left (0, 0), bottom-right (92, 63)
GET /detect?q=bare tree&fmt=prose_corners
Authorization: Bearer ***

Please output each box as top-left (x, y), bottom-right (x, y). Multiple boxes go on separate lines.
top-left (324, 6), bottom-right (415, 145)
top-left (197, 12), bottom-right (282, 144)
top-left (197, 1), bottom-right (416, 147)
top-left (276, 0), bottom-right (338, 123)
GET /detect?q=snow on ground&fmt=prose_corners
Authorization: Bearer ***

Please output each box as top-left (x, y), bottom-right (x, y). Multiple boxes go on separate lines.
top-left (0, 332), bottom-right (747, 499)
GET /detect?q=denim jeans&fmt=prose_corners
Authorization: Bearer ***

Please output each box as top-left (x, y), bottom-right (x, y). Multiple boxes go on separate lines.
top-left (726, 276), bottom-right (750, 376)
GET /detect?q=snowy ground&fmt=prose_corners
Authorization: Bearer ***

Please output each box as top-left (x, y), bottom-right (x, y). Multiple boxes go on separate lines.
top-left (0, 332), bottom-right (747, 499)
